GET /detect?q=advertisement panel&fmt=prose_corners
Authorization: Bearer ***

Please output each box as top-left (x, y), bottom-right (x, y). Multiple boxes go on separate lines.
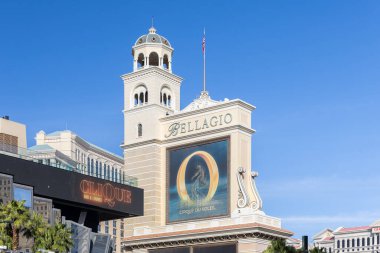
top-left (167, 138), bottom-right (229, 223)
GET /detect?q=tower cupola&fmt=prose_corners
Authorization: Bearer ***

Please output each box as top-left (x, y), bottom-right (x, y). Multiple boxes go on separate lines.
top-left (132, 27), bottom-right (173, 72)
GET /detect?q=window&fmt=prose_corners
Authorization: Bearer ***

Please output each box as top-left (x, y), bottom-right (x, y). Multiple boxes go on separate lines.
top-left (342, 240), bottom-right (345, 248)
top-left (357, 238), bottom-right (360, 247)
top-left (367, 238), bottom-right (370, 246)
top-left (139, 92), bottom-right (144, 104)
top-left (138, 123), bottom-right (142, 137)
top-left (105, 226), bottom-right (109, 233)
top-left (149, 52), bottom-right (159, 66)
top-left (352, 239), bottom-right (355, 247)
top-left (362, 238), bottom-right (365, 246)
top-left (113, 228), bottom-right (116, 236)
top-left (91, 159), bottom-right (94, 175)
top-left (134, 94), bottom-right (138, 106)
top-left (113, 220), bottom-right (117, 227)
top-left (120, 230), bottom-right (124, 238)
top-left (137, 53), bottom-right (145, 68)
top-left (103, 164), bottom-right (106, 179)
top-left (112, 167), bottom-right (115, 181)
top-left (337, 240), bottom-right (340, 248)
top-left (95, 161), bottom-right (98, 176)
top-left (163, 54), bottom-right (169, 69)
top-left (347, 239), bottom-right (350, 248)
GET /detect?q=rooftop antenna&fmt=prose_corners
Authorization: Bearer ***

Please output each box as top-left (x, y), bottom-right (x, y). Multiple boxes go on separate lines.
top-left (202, 28), bottom-right (206, 93)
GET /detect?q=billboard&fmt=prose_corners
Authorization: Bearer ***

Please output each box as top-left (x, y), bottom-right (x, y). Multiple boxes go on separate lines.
top-left (167, 138), bottom-right (229, 223)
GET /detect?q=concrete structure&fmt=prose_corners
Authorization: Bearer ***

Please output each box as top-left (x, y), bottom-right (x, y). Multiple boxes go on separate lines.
top-left (0, 116), bottom-right (27, 154)
top-left (100, 25), bottom-right (294, 253)
top-left (313, 220), bottom-right (380, 253)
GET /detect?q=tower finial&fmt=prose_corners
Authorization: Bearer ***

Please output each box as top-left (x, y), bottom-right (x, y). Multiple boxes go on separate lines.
top-left (149, 16), bottom-right (156, 34)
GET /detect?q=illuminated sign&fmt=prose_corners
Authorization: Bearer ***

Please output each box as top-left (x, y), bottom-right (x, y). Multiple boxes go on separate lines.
top-left (372, 227), bottom-right (380, 233)
top-left (80, 180), bottom-right (132, 208)
top-left (165, 113), bottom-right (233, 138)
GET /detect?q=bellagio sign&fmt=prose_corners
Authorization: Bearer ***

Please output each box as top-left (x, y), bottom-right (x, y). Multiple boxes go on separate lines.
top-left (165, 113), bottom-right (233, 138)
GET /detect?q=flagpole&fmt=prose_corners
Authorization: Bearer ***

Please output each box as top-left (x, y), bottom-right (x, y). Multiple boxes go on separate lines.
top-left (203, 29), bottom-right (206, 92)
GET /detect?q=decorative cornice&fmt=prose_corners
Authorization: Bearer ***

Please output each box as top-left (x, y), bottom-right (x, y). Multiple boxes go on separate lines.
top-left (121, 66), bottom-right (183, 84)
top-left (75, 136), bottom-right (124, 164)
top-left (160, 99), bottom-right (255, 122)
top-left (122, 223), bottom-right (293, 251)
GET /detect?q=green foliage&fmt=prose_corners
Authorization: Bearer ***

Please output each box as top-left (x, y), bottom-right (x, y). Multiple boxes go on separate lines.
top-left (0, 200), bottom-right (30, 250)
top-left (37, 223), bottom-right (73, 253)
top-left (0, 200), bottom-right (73, 253)
top-left (264, 239), bottom-right (298, 253)
top-left (310, 247), bottom-right (326, 253)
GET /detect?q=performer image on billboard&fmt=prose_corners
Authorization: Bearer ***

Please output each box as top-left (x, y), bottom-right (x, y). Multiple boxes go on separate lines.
top-left (167, 139), bottom-right (229, 223)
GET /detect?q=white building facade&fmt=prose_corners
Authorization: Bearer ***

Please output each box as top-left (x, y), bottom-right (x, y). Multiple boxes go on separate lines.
top-left (32, 130), bottom-right (131, 185)
top-left (313, 220), bottom-right (380, 253)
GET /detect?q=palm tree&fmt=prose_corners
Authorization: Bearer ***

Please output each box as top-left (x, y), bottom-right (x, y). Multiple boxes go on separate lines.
top-left (0, 200), bottom-right (30, 251)
top-left (0, 220), bottom-right (11, 249)
top-left (50, 223), bottom-right (73, 253)
top-left (264, 239), bottom-right (297, 253)
top-left (38, 223), bottom-right (73, 253)
top-left (24, 212), bottom-right (48, 252)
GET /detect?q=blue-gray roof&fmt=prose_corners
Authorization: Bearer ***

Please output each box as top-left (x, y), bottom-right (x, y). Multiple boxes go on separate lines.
top-left (28, 144), bottom-right (55, 151)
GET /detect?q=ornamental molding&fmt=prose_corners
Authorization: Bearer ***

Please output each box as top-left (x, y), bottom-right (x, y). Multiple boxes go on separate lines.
top-left (236, 167), bottom-right (263, 211)
top-left (160, 99), bottom-right (255, 122)
top-left (122, 227), bottom-right (290, 251)
top-left (121, 66), bottom-right (183, 83)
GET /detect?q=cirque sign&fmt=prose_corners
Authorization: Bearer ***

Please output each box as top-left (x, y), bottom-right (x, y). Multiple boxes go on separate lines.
top-left (80, 180), bottom-right (132, 208)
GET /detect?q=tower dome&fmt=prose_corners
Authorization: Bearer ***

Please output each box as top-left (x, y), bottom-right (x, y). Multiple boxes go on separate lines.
top-left (134, 27), bottom-right (171, 47)
top-left (132, 26), bottom-right (173, 73)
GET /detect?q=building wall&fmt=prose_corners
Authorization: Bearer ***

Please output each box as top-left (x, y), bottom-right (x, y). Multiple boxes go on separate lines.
top-left (0, 117), bottom-right (27, 149)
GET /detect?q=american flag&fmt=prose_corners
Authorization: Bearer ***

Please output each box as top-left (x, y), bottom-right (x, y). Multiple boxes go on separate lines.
top-left (202, 32), bottom-right (206, 54)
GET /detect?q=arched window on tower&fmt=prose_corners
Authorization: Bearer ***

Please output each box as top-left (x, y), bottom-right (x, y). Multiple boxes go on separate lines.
top-left (168, 95), bottom-right (171, 107)
top-left (134, 94), bottom-right (138, 106)
top-left (138, 123), bottom-right (142, 137)
top-left (163, 54), bottom-right (169, 69)
top-left (145, 91), bottom-right (148, 103)
top-left (163, 93), bottom-right (167, 105)
top-left (139, 92), bottom-right (144, 104)
top-left (149, 52), bottom-right (159, 66)
top-left (137, 53), bottom-right (145, 68)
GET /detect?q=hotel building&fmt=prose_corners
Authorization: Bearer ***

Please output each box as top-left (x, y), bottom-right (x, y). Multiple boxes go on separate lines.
top-left (95, 25), bottom-right (294, 253)
top-left (313, 220), bottom-right (380, 253)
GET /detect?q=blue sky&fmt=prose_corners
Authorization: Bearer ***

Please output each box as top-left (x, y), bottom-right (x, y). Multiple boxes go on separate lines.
top-left (1, 1), bottom-right (380, 238)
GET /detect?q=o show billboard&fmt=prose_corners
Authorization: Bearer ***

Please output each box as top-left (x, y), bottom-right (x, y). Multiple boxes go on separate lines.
top-left (167, 138), bottom-right (229, 223)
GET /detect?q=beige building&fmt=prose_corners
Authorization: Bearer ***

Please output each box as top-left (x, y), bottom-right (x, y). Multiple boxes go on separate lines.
top-left (97, 26), bottom-right (293, 253)
top-left (0, 116), bottom-right (27, 154)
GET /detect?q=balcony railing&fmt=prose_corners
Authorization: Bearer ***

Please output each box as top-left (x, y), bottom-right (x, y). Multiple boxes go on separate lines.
top-left (0, 143), bottom-right (137, 187)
